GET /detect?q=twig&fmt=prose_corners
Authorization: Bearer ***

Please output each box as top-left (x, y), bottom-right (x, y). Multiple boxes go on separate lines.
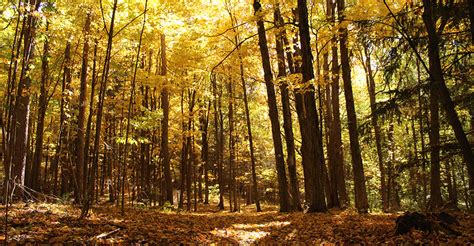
top-left (90, 228), bottom-right (121, 241)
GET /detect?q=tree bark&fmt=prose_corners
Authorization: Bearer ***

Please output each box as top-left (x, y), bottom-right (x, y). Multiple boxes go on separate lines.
top-left (337, 0), bottom-right (369, 213)
top-left (428, 65), bottom-right (442, 210)
top-left (422, 0), bottom-right (474, 210)
top-left (76, 11), bottom-right (92, 204)
top-left (275, 4), bottom-right (301, 211)
top-left (330, 8), bottom-right (349, 207)
top-left (253, 0), bottom-right (291, 212)
top-left (31, 21), bottom-right (50, 192)
top-left (295, 0), bottom-right (327, 212)
top-left (361, 45), bottom-right (387, 211)
top-left (86, 0), bottom-right (118, 216)
top-left (160, 34), bottom-right (173, 204)
top-left (11, 0), bottom-right (42, 199)
top-left (199, 101), bottom-right (210, 204)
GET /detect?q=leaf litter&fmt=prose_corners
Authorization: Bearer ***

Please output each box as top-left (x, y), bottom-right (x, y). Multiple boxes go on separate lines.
top-left (1, 203), bottom-right (473, 244)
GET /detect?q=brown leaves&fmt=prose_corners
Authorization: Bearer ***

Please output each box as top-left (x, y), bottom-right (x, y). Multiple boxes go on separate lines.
top-left (1, 203), bottom-right (473, 244)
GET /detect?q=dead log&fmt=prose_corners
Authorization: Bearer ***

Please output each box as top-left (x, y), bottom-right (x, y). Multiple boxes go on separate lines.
top-left (395, 211), bottom-right (461, 236)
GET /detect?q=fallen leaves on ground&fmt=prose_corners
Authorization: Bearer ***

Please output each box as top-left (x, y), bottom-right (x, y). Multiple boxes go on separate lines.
top-left (0, 203), bottom-right (473, 244)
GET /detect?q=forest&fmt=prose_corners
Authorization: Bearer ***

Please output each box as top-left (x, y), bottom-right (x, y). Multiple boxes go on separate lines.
top-left (0, 0), bottom-right (473, 244)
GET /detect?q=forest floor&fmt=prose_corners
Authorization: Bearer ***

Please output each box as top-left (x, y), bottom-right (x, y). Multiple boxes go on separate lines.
top-left (0, 202), bottom-right (473, 244)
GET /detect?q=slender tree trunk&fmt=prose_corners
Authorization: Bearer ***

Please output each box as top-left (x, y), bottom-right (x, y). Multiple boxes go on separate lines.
top-left (361, 45), bottom-right (387, 211)
top-left (228, 80), bottom-right (236, 212)
top-left (275, 4), bottom-right (301, 211)
top-left (323, 54), bottom-right (339, 208)
top-left (330, 8), bottom-right (349, 207)
top-left (11, 0), bottom-right (42, 199)
top-left (179, 92), bottom-right (187, 209)
top-left (119, 0), bottom-right (147, 215)
top-left (240, 58), bottom-right (262, 212)
top-left (422, 0), bottom-right (474, 210)
top-left (160, 34), bottom-right (173, 204)
top-left (211, 74), bottom-right (225, 210)
top-left (322, 1), bottom-right (338, 206)
top-left (31, 21), bottom-right (50, 192)
top-left (76, 11), bottom-right (91, 204)
top-left (253, 0), bottom-right (291, 212)
top-left (199, 102), bottom-right (210, 204)
top-left (338, 0), bottom-right (368, 213)
top-left (84, 40), bottom-right (98, 184)
top-left (411, 117), bottom-right (419, 204)
top-left (429, 65), bottom-right (442, 210)
top-left (84, 0), bottom-right (118, 216)
top-left (186, 91), bottom-right (196, 211)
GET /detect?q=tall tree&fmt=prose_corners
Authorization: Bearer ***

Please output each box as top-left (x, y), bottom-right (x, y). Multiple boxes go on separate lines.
top-left (337, 0), bottom-right (368, 213)
top-left (329, 0), bottom-right (349, 207)
top-left (76, 11), bottom-right (92, 204)
top-left (85, 0), bottom-right (118, 216)
top-left (421, 0), bottom-right (473, 210)
top-left (11, 0), bottom-right (42, 199)
top-left (359, 43), bottom-right (387, 211)
top-left (253, 0), bottom-right (291, 212)
top-left (274, 3), bottom-right (301, 211)
top-left (160, 34), bottom-right (173, 204)
top-left (31, 21), bottom-right (50, 191)
top-left (296, 0), bottom-right (327, 212)
top-left (120, 0), bottom-right (148, 215)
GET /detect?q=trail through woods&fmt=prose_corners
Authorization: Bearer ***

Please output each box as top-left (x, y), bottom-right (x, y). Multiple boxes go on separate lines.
top-left (1, 203), bottom-right (473, 244)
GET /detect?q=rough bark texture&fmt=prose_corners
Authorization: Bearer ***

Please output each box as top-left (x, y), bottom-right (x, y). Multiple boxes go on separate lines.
top-left (422, 0), bottom-right (474, 210)
top-left (160, 34), bottom-right (173, 204)
top-left (76, 12), bottom-right (92, 203)
top-left (12, 0), bottom-right (42, 199)
top-left (253, 0), bottom-right (291, 212)
top-left (274, 4), bottom-right (301, 211)
top-left (328, 0), bottom-right (349, 207)
top-left (31, 21), bottom-right (49, 191)
top-left (296, 0), bottom-right (327, 212)
top-left (337, 0), bottom-right (368, 213)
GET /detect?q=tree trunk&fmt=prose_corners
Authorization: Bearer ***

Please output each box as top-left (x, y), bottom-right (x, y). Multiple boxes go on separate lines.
top-left (11, 0), bottom-right (42, 199)
top-left (295, 0), bottom-right (327, 212)
top-left (76, 12), bottom-right (91, 204)
top-left (31, 21), bottom-right (50, 192)
top-left (361, 45), bottom-right (387, 211)
top-left (228, 80), bottom-right (236, 212)
top-left (211, 74), bottom-right (225, 210)
top-left (422, 0), bottom-right (474, 211)
top-left (275, 4), bottom-right (301, 211)
top-left (84, 0), bottom-right (118, 216)
top-left (323, 54), bottom-right (339, 208)
top-left (199, 102), bottom-right (210, 204)
top-left (337, 0), bottom-right (368, 213)
top-left (330, 14), bottom-right (349, 207)
top-left (253, 0), bottom-right (291, 212)
top-left (120, 0), bottom-right (147, 215)
top-left (160, 34), bottom-right (173, 205)
top-left (429, 65), bottom-right (442, 210)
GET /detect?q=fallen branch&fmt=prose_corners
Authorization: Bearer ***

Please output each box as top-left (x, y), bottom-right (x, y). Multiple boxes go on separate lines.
top-left (90, 228), bottom-right (121, 241)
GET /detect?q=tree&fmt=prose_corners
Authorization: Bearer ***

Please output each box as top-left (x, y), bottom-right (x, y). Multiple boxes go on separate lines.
top-left (274, 3), bottom-right (301, 211)
top-left (337, 0), bottom-right (368, 213)
top-left (11, 0), bottom-right (42, 199)
top-left (160, 33), bottom-right (173, 205)
top-left (296, 0), bottom-right (327, 212)
top-left (253, 0), bottom-right (291, 212)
